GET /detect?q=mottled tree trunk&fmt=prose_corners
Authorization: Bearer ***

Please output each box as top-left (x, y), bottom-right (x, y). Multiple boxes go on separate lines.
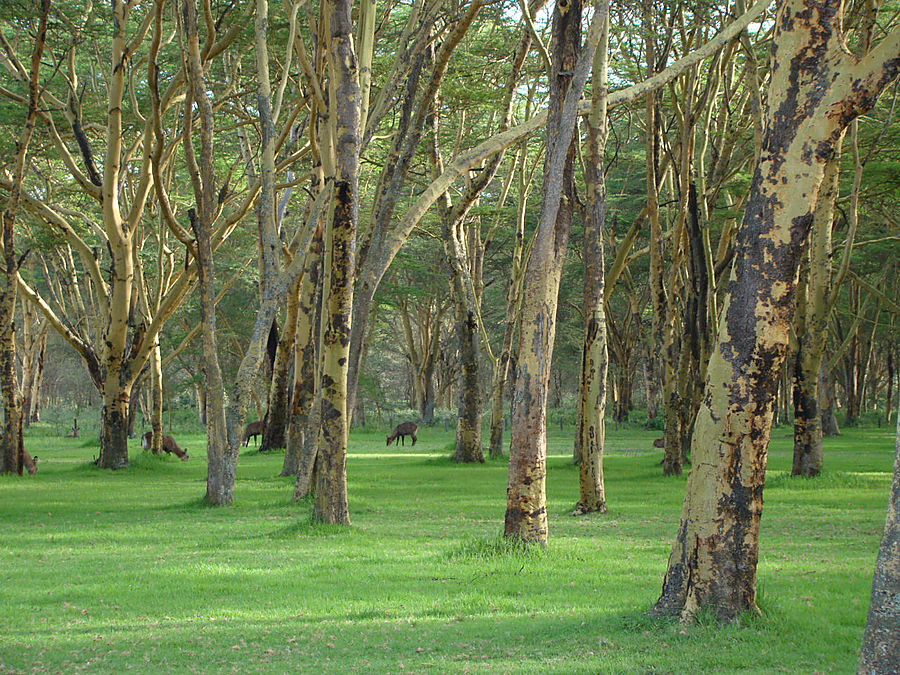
top-left (792, 142), bottom-right (842, 476)
top-left (452, 307), bottom-right (484, 462)
top-left (652, 0), bottom-right (900, 622)
top-left (261, 276), bottom-right (302, 451)
top-left (858, 398), bottom-right (900, 674)
top-left (573, 0), bottom-right (610, 516)
top-left (99, 392), bottom-right (130, 469)
top-left (284, 231), bottom-right (321, 479)
top-left (313, 0), bottom-right (359, 525)
top-left (506, 0), bottom-right (602, 544)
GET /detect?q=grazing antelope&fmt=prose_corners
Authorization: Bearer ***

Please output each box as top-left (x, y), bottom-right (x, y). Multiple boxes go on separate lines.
top-left (23, 450), bottom-right (38, 475)
top-left (386, 422), bottom-right (418, 446)
top-left (142, 431), bottom-right (189, 461)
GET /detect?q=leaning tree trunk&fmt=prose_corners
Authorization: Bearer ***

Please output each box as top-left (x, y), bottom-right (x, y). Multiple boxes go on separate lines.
top-left (857, 397), bottom-right (900, 674)
top-left (313, 0), bottom-right (360, 525)
top-left (505, 0), bottom-right (602, 544)
top-left (573, 0), bottom-right (610, 516)
top-left (651, 0), bottom-right (900, 623)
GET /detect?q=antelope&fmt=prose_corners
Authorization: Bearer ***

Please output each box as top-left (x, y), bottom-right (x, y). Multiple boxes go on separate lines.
top-left (386, 422), bottom-right (418, 446)
top-left (243, 420), bottom-right (265, 447)
top-left (142, 431), bottom-right (189, 461)
top-left (23, 450), bottom-right (38, 475)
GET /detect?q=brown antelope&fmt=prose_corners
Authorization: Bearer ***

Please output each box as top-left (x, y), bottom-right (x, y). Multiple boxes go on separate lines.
top-left (23, 450), bottom-right (38, 475)
top-left (243, 420), bottom-right (265, 447)
top-left (386, 422), bottom-right (418, 446)
top-left (142, 431), bottom-right (189, 461)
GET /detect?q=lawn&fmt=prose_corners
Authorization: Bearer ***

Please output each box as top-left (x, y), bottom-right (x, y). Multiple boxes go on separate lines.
top-left (0, 422), bottom-right (894, 673)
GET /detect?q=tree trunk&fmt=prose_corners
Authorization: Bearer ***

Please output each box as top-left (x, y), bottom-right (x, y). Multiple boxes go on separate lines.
top-left (451, 307), bottom-right (484, 462)
top-left (284, 229), bottom-right (322, 478)
top-left (99, 391), bottom-right (130, 469)
top-left (821, 366), bottom-right (842, 436)
top-left (573, 0), bottom-right (610, 516)
top-left (181, 0), bottom-right (230, 502)
top-left (644, 346), bottom-right (660, 421)
top-left (505, 0), bottom-right (601, 544)
top-left (19, 302), bottom-right (47, 429)
top-left (149, 343), bottom-right (164, 454)
top-left (262, 275), bottom-right (303, 451)
top-left (858, 398), bottom-right (900, 674)
top-left (1, 0), bottom-right (49, 475)
top-left (313, 0), bottom-right (359, 524)
top-left (792, 143), bottom-right (842, 476)
top-left (652, 0), bottom-right (900, 623)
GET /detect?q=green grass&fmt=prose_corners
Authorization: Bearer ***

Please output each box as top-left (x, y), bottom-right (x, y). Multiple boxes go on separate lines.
top-left (1, 423), bottom-right (893, 673)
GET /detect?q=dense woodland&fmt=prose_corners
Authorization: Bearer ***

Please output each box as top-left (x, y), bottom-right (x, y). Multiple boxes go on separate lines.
top-left (1, 0), bottom-right (899, 657)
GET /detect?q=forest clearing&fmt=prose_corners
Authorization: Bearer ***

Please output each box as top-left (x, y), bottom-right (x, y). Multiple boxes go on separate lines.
top-left (1, 424), bottom-right (895, 673)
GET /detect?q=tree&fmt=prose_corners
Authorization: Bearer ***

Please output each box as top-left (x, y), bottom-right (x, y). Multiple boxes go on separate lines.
top-left (0, 0), bottom-right (49, 476)
top-left (311, 0), bottom-right (362, 525)
top-left (651, 0), bottom-right (900, 622)
top-left (504, 0), bottom-right (603, 543)
top-left (858, 397), bottom-right (900, 674)
top-left (573, 0), bottom-right (609, 515)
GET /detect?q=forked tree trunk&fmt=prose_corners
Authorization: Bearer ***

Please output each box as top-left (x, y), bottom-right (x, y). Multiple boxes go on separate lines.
top-left (652, 0), bottom-right (900, 623)
top-left (505, 0), bottom-right (602, 544)
top-left (857, 398), bottom-right (900, 674)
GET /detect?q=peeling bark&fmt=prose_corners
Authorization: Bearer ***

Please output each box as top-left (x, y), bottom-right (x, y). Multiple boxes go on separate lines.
top-left (652, 0), bottom-right (900, 623)
top-left (313, 0), bottom-right (359, 525)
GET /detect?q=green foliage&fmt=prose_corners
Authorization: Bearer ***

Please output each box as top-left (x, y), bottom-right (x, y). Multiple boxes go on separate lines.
top-left (1, 425), bottom-right (893, 672)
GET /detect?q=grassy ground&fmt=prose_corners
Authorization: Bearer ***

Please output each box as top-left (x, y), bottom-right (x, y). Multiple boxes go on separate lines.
top-left (0, 422), bottom-right (894, 673)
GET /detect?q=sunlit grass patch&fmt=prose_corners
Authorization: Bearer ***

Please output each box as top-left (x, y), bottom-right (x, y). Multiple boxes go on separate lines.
top-left (0, 424), bottom-right (893, 673)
